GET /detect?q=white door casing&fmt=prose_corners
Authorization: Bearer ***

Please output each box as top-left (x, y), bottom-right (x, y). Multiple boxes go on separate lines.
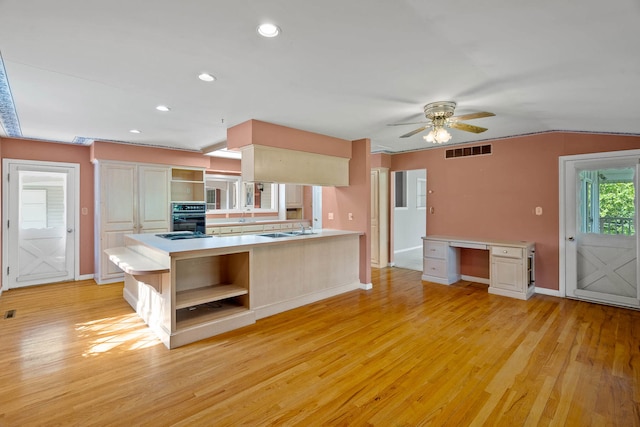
top-left (2, 159), bottom-right (79, 289)
top-left (371, 169), bottom-right (380, 266)
top-left (560, 150), bottom-right (640, 308)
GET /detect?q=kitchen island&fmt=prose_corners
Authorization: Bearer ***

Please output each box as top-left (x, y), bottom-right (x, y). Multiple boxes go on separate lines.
top-left (106, 229), bottom-right (362, 348)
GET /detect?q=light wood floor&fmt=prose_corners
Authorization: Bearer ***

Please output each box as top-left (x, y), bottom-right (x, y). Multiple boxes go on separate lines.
top-left (1, 268), bottom-right (639, 426)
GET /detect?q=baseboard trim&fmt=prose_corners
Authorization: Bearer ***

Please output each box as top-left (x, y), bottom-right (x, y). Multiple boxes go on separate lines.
top-left (77, 274), bottom-right (95, 281)
top-left (394, 245), bottom-right (422, 254)
top-left (360, 282), bottom-right (373, 290)
top-left (461, 275), bottom-right (490, 285)
top-left (534, 287), bottom-right (562, 297)
top-left (253, 281), bottom-right (362, 320)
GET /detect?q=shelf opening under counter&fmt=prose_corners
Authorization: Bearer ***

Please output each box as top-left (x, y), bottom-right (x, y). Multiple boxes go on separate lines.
top-left (172, 251), bottom-right (252, 335)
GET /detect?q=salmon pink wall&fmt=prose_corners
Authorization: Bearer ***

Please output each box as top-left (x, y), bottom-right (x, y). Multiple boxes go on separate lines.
top-left (227, 119), bottom-right (352, 158)
top-left (91, 141), bottom-right (209, 168)
top-left (1, 138), bottom-right (95, 276)
top-left (323, 139), bottom-right (371, 285)
top-left (371, 153), bottom-right (391, 169)
top-left (208, 156), bottom-right (241, 173)
top-left (390, 132), bottom-right (640, 291)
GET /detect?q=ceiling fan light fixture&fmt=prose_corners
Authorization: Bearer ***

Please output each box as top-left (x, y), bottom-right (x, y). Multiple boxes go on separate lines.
top-left (424, 130), bottom-right (435, 143)
top-left (436, 127), bottom-right (452, 143)
top-left (423, 126), bottom-right (451, 144)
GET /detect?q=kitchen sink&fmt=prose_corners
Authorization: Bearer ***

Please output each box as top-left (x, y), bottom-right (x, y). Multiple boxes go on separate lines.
top-left (258, 232), bottom-right (293, 238)
top-left (258, 231), bottom-right (316, 238)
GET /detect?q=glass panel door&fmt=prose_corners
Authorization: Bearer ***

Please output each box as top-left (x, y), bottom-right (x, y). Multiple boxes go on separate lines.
top-left (565, 160), bottom-right (639, 308)
top-left (5, 162), bottom-right (76, 288)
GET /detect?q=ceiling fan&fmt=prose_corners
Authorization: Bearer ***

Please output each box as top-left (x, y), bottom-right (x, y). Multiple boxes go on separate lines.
top-left (389, 101), bottom-right (495, 143)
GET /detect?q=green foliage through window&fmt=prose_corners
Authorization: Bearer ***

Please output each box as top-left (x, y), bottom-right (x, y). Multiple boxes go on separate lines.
top-left (599, 181), bottom-right (635, 235)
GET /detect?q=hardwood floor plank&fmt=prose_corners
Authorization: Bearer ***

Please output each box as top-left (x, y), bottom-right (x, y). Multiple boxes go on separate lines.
top-left (1, 270), bottom-right (640, 426)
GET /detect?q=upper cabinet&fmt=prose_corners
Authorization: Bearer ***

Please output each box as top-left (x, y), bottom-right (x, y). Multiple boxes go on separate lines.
top-left (285, 184), bottom-right (303, 208)
top-left (241, 145), bottom-right (349, 187)
top-left (171, 167), bottom-right (205, 202)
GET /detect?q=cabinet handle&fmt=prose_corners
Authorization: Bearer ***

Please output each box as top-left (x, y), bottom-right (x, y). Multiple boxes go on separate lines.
top-left (503, 250), bottom-right (508, 253)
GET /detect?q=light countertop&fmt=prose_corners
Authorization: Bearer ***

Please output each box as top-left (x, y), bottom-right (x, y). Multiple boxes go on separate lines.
top-left (127, 229), bottom-right (362, 257)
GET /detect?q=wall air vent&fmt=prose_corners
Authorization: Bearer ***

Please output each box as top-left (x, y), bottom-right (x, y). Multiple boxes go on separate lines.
top-left (445, 144), bottom-right (492, 159)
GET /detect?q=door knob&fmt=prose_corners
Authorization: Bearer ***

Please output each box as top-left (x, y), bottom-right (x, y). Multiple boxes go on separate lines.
top-left (67, 228), bottom-right (73, 233)
top-left (567, 236), bottom-right (575, 241)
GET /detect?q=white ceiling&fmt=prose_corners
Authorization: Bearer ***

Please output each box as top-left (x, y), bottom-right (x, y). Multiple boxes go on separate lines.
top-left (1, 0), bottom-right (639, 154)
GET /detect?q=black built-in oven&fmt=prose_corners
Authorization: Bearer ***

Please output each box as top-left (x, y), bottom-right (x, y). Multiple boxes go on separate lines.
top-left (171, 203), bottom-right (206, 234)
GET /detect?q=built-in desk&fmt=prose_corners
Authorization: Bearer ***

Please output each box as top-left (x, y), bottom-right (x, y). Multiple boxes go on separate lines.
top-left (422, 236), bottom-right (535, 300)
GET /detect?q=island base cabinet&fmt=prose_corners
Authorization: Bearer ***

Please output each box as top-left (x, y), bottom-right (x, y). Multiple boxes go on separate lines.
top-left (168, 251), bottom-right (254, 348)
top-left (122, 272), bottom-right (173, 348)
top-left (250, 235), bottom-right (361, 319)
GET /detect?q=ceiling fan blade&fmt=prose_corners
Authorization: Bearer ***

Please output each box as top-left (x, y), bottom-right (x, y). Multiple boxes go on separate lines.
top-left (449, 122), bottom-right (488, 133)
top-left (450, 111), bottom-right (495, 122)
top-left (387, 121), bottom-right (429, 127)
top-left (400, 126), bottom-right (429, 138)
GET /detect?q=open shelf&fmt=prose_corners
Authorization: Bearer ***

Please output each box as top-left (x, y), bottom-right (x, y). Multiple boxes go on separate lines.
top-left (176, 300), bottom-right (248, 330)
top-left (172, 168), bottom-right (203, 182)
top-left (176, 284), bottom-right (248, 310)
top-left (171, 167), bottom-right (205, 202)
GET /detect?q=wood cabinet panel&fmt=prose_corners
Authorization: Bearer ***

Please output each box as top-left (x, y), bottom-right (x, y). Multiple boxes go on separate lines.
top-left (95, 161), bottom-right (170, 283)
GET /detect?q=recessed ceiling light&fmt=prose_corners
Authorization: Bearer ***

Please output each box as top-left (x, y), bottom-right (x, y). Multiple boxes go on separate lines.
top-left (129, 129), bottom-right (141, 134)
top-left (198, 73), bottom-right (216, 82)
top-left (156, 105), bottom-right (170, 112)
top-left (257, 23), bottom-right (281, 38)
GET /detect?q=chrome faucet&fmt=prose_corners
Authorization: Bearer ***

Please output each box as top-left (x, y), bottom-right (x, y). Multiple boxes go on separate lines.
top-left (299, 222), bottom-right (305, 234)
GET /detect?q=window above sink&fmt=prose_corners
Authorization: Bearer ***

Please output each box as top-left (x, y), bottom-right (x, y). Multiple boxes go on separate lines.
top-left (205, 173), bottom-right (278, 214)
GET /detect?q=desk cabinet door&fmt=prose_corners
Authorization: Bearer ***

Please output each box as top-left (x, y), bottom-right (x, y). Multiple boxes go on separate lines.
top-left (491, 257), bottom-right (524, 292)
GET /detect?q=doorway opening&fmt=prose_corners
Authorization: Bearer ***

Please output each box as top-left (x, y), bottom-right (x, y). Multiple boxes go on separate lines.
top-left (391, 169), bottom-right (426, 271)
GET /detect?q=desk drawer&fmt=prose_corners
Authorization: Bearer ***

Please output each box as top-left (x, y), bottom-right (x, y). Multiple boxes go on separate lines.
top-left (491, 246), bottom-right (523, 259)
top-left (424, 241), bottom-right (447, 259)
top-left (423, 258), bottom-right (447, 278)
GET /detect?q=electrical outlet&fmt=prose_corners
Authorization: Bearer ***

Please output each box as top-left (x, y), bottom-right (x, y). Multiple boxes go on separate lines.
top-left (348, 213), bottom-right (353, 220)
top-left (328, 212), bottom-right (334, 220)
top-left (535, 206), bottom-right (543, 216)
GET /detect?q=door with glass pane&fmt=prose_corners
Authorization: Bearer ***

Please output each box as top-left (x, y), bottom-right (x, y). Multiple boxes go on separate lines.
top-left (564, 156), bottom-right (640, 308)
top-left (3, 160), bottom-right (77, 289)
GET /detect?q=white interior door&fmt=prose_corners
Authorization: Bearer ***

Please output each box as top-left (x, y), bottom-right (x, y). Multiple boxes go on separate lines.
top-left (563, 155), bottom-right (640, 308)
top-left (3, 160), bottom-right (78, 289)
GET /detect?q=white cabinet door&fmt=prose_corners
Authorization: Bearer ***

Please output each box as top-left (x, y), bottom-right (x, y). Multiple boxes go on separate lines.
top-left (97, 162), bottom-right (170, 283)
top-left (99, 163), bottom-right (136, 282)
top-left (285, 184), bottom-right (303, 208)
top-left (139, 165), bottom-right (170, 232)
top-left (491, 257), bottom-right (524, 292)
